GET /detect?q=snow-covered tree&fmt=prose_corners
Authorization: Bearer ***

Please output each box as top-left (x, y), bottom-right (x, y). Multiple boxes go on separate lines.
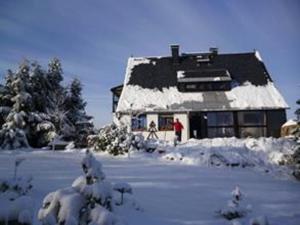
top-left (0, 83), bottom-right (11, 126)
top-left (0, 62), bottom-right (32, 149)
top-left (63, 78), bottom-right (94, 146)
top-left (45, 58), bottom-right (69, 133)
top-left (38, 150), bottom-right (129, 225)
top-left (0, 58), bottom-right (93, 149)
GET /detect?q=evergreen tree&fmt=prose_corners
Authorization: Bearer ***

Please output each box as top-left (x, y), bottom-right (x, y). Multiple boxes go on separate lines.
top-left (0, 58), bottom-right (93, 149)
top-left (0, 62), bottom-right (32, 149)
top-left (64, 78), bottom-right (94, 146)
top-left (45, 58), bottom-right (75, 140)
top-left (29, 62), bottom-right (48, 113)
top-left (0, 83), bottom-right (11, 126)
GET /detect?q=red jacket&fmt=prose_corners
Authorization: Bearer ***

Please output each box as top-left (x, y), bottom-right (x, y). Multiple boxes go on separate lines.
top-left (172, 121), bottom-right (184, 132)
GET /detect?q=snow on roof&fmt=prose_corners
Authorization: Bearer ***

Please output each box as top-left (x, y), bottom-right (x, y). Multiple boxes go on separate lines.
top-left (117, 81), bottom-right (288, 113)
top-left (282, 119), bottom-right (298, 127)
top-left (177, 71), bottom-right (186, 79)
top-left (123, 57), bottom-right (151, 85)
top-left (255, 50), bottom-right (263, 62)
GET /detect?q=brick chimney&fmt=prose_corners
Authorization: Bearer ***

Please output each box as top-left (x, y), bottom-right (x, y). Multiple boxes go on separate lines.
top-left (170, 44), bottom-right (179, 65)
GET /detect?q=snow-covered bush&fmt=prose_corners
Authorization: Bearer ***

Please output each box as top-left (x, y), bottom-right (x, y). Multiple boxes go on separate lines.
top-left (88, 124), bottom-right (141, 155)
top-left (38, 150), bottom-right (138, 225)
top-left (289, 99), bottom-right (300, 179)
top-left (277, 100), bottom-right (300, 180)
top-left (217, 186), bottom-right (250, 221)
top-left (0, 126), bottom-right (29, 150)
top-left (289, 125), bottom-right (300, 180)
top-left (0, 158), bottom-right (33, 225)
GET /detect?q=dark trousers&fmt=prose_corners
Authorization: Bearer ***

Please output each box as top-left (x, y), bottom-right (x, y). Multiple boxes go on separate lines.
top-left (175, 131), bottom-right (182, 142)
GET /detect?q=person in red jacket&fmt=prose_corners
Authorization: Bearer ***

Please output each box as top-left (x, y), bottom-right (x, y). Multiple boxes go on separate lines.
top-left (171, 118), bottom-right (184, 142)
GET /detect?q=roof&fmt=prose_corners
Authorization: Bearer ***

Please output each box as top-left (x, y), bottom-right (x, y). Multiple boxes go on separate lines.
top-left (116, 49), bottom-right (288, 113)
top-left (282, 119), bottom-right (298, 127)
top-left (127, 52), bottom-right (272, 89)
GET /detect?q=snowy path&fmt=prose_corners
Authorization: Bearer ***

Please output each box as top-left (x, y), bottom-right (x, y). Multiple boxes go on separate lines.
top-left (0, 150), bottom-right (300, 225)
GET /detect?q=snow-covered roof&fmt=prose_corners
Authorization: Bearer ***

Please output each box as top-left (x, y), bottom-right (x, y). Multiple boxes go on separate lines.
top-left (282, 119), bottom-right (298, 127)
top-left (117, 82), bottom-right (288, 112)
top-left (116, 50), bottom-right (288, 113)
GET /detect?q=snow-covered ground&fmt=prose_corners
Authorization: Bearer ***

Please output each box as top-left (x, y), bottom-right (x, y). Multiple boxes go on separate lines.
top-left (0, 143), bottom-right (300, 225)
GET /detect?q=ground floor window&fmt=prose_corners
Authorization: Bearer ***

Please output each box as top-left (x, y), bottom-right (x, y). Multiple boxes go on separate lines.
top-left (190, 111), bottom-right (268, 139)
top-left (207, 127), bottom-right (235, 138)
top-left (158, 114), bottom-right (174, 131)
top-left (238, 111), bottom-right (266, 126)
top-left (239, 127), bottom-right (267, 138)
top-left (237, 111), bottom-right (266, 138)
top-left (207, 112), bottom-right (234, 138)
top-left (131, 114), bottom-right (147, 131)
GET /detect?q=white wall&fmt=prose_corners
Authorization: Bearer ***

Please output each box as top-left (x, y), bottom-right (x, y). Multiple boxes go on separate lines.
top-left (117, 112), bottom-right (189, 142)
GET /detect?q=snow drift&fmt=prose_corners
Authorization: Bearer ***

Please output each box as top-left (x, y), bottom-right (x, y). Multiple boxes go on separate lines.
top-left (158, 137), bottom-right (295, 177)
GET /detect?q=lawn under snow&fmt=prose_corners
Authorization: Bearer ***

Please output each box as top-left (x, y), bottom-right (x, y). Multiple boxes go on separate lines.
top-left (0, 138), bottom-right (300, 225)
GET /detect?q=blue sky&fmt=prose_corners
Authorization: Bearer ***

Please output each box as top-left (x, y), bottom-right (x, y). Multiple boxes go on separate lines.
top-left (0, 0), bottom-right (299, 127)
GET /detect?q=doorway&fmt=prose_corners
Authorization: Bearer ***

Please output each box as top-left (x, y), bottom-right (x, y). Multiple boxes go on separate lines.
top-left (189, 112), bottom-right (207, 139)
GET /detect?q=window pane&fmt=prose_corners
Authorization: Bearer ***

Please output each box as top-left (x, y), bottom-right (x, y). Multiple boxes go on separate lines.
top-left (207, 112), bottom-right (233, 126)
top-left (158, 114), bottom-right (174, 131)
top-left (239, 127), bottom-right (266, 138)
top-left (207, 127), bottom-right (235, 138)
top-left (238, 111), bottom-right (265, 125)
top-left (131, 115), bottom-right (147, 131)
top-left (186, 84), bottom-right (197, 89)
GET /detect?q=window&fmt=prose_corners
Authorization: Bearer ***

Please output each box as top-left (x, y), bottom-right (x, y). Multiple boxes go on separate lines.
top-left (158, 114), bottom-right (174, 131)
top-left (238, 111), bottom-right (265, 126)
top-left (179, 81), bottom-right (231, 92)
top-left (208, 127), bottom-right (235, 138)
top-left (131, 114), bottom-right (147, 131)
top-left (207, 112), bottom-right (234, 138)
top-left (240, 127), bottom-right (266, 138)
top-left (112, 94), bottom-right (119, 112)
top-left (238, 111), bottom-right (266, 138)
top-left (207, 112), bottom-right (233, 126)
top-left (186, 84), bottom-right (197, 89)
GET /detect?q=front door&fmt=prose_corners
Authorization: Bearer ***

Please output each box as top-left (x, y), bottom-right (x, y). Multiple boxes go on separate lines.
top-left (189, 112), bottom-right (206, 139)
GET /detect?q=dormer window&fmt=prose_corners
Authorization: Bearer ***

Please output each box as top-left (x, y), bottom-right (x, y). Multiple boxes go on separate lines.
top-left (196, 54), bottom-right (210, 63)
top-left (177, 69), bottom-right (232, 92)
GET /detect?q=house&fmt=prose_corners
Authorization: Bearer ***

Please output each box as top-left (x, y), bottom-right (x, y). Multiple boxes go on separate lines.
top-left (111, 45), bottom-right (288, 142)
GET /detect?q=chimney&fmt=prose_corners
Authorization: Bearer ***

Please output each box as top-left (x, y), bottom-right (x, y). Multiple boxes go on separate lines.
top-left (209, 47), bottom-right (218, 55)
top-left (170, 44), bottom-right (179, 65)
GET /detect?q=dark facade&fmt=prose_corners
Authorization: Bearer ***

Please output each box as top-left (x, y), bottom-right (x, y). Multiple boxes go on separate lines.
top-left (189, 109), bottom-right (286, 139)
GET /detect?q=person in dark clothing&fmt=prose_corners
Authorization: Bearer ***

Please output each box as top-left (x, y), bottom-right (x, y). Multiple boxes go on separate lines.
top-left (147, 120), bottom-right (159, 139)
top-left (171, 118), bottom-right (184, 142)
